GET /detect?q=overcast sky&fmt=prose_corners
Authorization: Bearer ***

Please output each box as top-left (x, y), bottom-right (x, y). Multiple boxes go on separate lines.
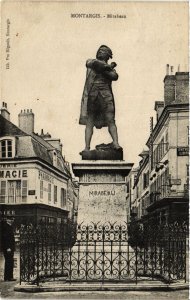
top-left (1, 1), bottom-right (188, 166)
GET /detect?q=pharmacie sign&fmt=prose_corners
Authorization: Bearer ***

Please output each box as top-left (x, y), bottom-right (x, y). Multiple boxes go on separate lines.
top-left (0, 169), bottom-right (28, 179)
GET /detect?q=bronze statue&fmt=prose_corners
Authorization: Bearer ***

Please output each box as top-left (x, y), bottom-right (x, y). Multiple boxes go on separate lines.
top-left (79, 45), bottom-right (121, 152)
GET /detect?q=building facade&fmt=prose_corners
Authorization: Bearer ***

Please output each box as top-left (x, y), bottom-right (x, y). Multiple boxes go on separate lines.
top-left (0, 102), bottom-right (79, 279)
top-left (130, 68), bottom-right (189, 225)
top-left (0, 103), bottom-right (79, 224)
top-left (126, 167), bottom-right (139, 223)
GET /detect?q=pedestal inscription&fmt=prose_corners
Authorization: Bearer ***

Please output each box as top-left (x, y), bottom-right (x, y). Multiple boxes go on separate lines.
top-left (72, 161), bottom-right (133, 224)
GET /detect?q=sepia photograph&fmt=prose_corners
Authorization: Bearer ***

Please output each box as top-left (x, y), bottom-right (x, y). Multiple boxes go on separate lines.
top-left (0, 1), bottom-right (189, 299)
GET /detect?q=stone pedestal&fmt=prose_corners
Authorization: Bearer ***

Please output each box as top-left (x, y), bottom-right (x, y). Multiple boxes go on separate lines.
top-left (72, 161), bottom-right (133, 224)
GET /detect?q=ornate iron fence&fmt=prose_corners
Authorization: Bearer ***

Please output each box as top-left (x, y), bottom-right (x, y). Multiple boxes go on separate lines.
top-left (20, 221), bottom-right (188, 285)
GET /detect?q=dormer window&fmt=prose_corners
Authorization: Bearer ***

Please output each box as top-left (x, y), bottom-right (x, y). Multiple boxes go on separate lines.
top-left (0, 137), bottom-right (15, 159)
top-left (53, 150), bottom-right (57, 167)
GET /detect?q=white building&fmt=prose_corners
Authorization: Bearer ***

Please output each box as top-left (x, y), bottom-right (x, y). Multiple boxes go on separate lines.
top-left (126, 167), bottom-right (138, 223)
top-left (132, 68), bottom-right (189, 224)
top-left (0, 103), bottom-right (78, 224)
top-left (0, 102), bottom-right (79, 279)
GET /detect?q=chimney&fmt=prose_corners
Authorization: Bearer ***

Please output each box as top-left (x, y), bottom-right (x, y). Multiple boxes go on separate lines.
top-left (154, 101), bottom-right (164, 121)
top-left (175, 72), bottom-right (189, 104)
top-left (0, 102), bottom-right (10, 121)
top-left (40, 129), bottom-right (51, 139)
top-left (166, 64), bottom-right (169, 75)
top-left (18, 109), bottom-right (34, 134)
top-left (164, 64), bottom-right (176, 106)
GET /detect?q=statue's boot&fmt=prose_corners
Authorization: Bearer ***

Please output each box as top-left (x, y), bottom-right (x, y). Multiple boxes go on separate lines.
top-left (96, 142), bottom-right (122, 151)
top-left (79, 147), bottom-right (90, 155)
top-left (111, 143), bottom-right (122, 150)
top-left (96, 143), bottom-right (113, 150)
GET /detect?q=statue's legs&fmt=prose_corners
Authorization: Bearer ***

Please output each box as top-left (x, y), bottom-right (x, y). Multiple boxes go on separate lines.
top-left (84, 118), bottom-right (94, 150)
top-left (106, 111), bottom-right (121, 149)
top-left (108, 122), bottom-right (121, 149)
top-left (82, 113), bottom-right (121, 152)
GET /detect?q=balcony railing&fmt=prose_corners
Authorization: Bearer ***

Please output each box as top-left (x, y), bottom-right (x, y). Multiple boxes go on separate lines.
top-left (0, 195), bottom-right (27, 204)
top-left (149, 183), bottom-right (189, 206)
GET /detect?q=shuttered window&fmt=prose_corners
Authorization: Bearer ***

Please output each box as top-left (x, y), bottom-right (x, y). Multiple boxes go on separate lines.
top-left (61, 188), bottom-right (66, 208)
top-left (48, 183), bottom-right (51, 203)
top-left (0, 181), bottom-right (6, 203)
top-left (22, 180), bottom-right (27, 202)
top-left (40, 180), bottom-right (43, 199)
top-left (54, 185), bottom-right (57, 204)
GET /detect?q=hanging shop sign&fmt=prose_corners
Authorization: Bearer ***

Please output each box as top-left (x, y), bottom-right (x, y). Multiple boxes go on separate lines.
top-left (170, 179), bottom-right (181, 185)
top-left (177, 147), bottom-right (189, 156)
top-left (28, 190), bottom-right (36, 195)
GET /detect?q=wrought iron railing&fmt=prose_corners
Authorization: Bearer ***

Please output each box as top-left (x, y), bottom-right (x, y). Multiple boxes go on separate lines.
top-left (19, 221), bottom-right (188, 285)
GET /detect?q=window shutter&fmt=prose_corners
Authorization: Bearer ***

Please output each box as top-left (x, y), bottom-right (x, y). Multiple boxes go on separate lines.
top-left (22, 180), bottom-right (27, 202)
top-left (0, 181), bottom-right (6, 203)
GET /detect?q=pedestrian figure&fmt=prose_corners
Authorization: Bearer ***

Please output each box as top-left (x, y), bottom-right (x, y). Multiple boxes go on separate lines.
top-left (1, 216), bottom-right (16, 281)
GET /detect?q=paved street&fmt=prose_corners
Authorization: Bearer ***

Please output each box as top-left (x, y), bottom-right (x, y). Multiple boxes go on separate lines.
top-left (0, 280), bottom-right (189, 300)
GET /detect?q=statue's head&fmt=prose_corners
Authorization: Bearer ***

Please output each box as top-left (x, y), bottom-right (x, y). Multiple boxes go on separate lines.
top-left (96, 45), bottom-right (113, 61)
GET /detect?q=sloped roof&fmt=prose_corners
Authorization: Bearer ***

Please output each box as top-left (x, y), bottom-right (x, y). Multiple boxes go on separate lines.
top-left (56, 151), bottom-right (71, 176)
top-left (0, 115), bottom-right (71, 177)
top-left (0, 115), bottom-right (27, 137)
top-left (31, 138), bottom-right (52, 164)
top-left (31, 133), bottom-right (54, 151)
